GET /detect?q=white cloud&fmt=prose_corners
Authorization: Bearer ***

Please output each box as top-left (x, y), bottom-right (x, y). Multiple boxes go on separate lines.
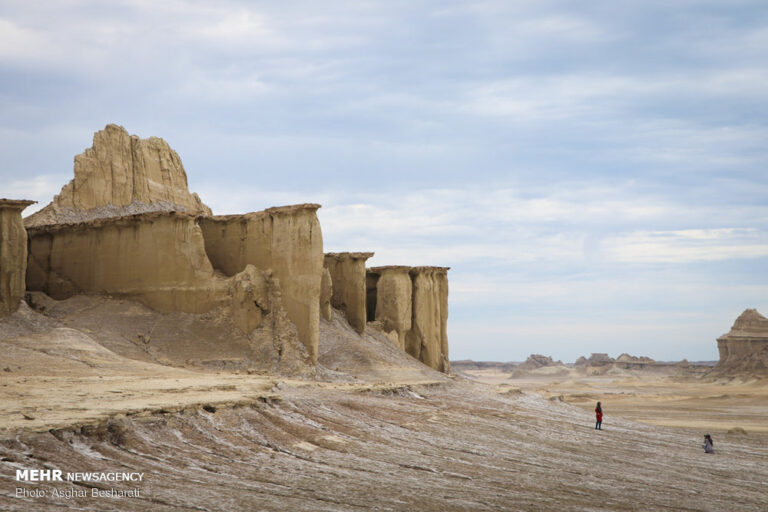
top-left (604, 228), bottom-right (768, 263)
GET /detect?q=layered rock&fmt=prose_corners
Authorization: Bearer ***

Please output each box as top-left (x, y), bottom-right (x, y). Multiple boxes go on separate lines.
top-left (406, 267), bottom-right (450, 373)
top-left (199, 205), bottom-right (323, 364)
top-left (715, 309), bottom-right (768, 374)
top-left (324, 252), bottom-right (374, 333)
top-left (27, 212), bottom-right (222, 312)
top-left (367, 266), bottom-right (412, 349)
top-left (24, 211), bottom-right (310, 368)
top-left (366, 265), bottom-right (450, 373)
top-left (25, 124), bottom-right (211, 228)
top-left (0, 199), bottom-right (36, 317)
top-left (320, 268), bottom-right (332, 321)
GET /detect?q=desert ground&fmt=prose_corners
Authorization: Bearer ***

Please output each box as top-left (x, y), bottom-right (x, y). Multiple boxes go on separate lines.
top-left (2, 297), bottom-right (768, 511)
top-left (461, 368), bottom-right (768, 433)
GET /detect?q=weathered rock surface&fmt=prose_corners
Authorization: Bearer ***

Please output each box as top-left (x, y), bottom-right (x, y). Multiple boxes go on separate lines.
top-left (367, 266), bottom-right (412, 350)
top-left (0, 199), bottom-right (36, 317)
top-left (715, 309), bottom-right (768, 374)
top-left (25, 124), bottom-right (211, 228)
top-left (407, 267), bottom-right (450, 373)
top-left (199, 205), bottom-right (323, 364)
top-left (27, 212), bottom-right (223, 312)
top-left (324, 252), bottom-right (374, 333)
top-left (320, 267), bottom-right (332, 321)
top-left (366, 266), bottom-right (450, 373)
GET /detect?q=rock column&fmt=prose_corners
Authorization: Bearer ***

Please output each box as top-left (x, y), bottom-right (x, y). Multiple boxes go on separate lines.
top-left (0, 199), bottom-right (35, 317)
top-left (324, 252), bottom-right (374, 333)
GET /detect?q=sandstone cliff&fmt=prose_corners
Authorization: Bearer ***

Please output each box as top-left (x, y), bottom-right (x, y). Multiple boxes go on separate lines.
top-left (366, 266), bottom-right (450, 373)
top-left (199, 205), bottom-right (323, 364)
top-left (367, 266), bottom-right (412, 350)
top-left (25, 124), bottom-right (211, 227)
top-left (715, 309), bottom-right (768, 374)
top-left (324, 252), bottom-right (374, 333)
top-left (25, 212), bottom-right (311, 372)
top-left (0, 199), bottom-right (36, 317)
top-left (320, 268), bottom-right (332, 321)
top-left (407, 267), bottom-right (450, 373)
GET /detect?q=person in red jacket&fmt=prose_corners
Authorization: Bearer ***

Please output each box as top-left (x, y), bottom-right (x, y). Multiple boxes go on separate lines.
top-left (595, 401), bottom-right (603, 430)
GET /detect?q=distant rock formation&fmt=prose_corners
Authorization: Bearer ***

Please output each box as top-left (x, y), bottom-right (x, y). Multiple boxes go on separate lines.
top-left (366, 266), bottom-right (450, 373)
top-left (0, 199), bottom-right (36, 316)
top-left (517, 354), bottom-right (563, 371)
top-left (715, 309), bottom-right (768, 374)
top-left (324, 252), bottom-right (374, 333)
top-left (574, 353), bottom-right (615, 367)
top-left (25, 124), bottom-right (210, 227)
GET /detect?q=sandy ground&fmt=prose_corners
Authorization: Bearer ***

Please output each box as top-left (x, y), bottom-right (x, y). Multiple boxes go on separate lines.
top-left (462, 368), bottom-right (768, 433)
top-left (2, 297), bottom-right (767, 510)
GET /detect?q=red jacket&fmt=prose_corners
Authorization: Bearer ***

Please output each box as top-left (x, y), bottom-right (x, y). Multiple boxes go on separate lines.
top-left (595, 408), bottom-right (603, 421)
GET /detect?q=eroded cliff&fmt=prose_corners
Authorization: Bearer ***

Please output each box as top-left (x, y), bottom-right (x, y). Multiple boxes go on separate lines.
top-left (366, 265), bottom-right (450, 373)
top-left (0, 199), bottom-right (36, 317)
top-left (324, 252), bottom-right (373, 333)
top-left (715, 309), bottom-right (768, 374)
top-left (199, 205), bottom-right (323, 364)
top-left (25, 124), bottom-right (211, 228)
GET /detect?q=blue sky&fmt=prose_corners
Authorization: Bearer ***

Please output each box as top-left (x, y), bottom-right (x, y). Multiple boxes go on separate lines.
top-left (2, 1), bottom-right (767, 362)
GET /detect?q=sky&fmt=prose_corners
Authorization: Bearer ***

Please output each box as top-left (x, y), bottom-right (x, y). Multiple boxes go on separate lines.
top-left (2, 1), bottom-right (767, 362)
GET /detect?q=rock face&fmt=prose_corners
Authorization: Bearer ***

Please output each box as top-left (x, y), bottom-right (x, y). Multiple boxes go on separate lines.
top-left (25, 211), bottom-right (311, 370)
top-left (716, 309), bottom-right (768, 374)
top-left (367, 266), bottom-right (413, 349)
top-left (0, 199), bottom-right (36, 317)
top-left (366, 266), bottom-right (450, 373)
top-left (198, 205), bottom-right (323, 364)
top-left (324, 252), bottom-right (374, 333)
top-left (25, 124), bottom-right (211, 227)
top-left (320, 268), bottom-right (332, 321)
top-left (27, 212), bottom-right (222, 312)
top-left (407, 267), bottom-right (450, 373)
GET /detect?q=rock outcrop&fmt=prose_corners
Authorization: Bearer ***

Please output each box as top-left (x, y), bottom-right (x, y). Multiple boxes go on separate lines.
top-left (366, 266), bottom-right (450, 373)
top-left (27, 212), bottom-right (222, 312)
top-left (406, 267), bottom-right (450, 373)
top-left (715, 309), bottom-right (768, 374)
top-left (324, 252), bottom-right (373, 333)
top-left (199, 205), bottom-right (323, 364)
top-left (320, 268), bottom-right (332, 321)
top-left (0, 199), bottom-right (36, 317)
top-left (516, 354), bottom-right (563, 371)
top-left (25, 124), bottom-right (211, 228)
top-left (367, 266), bottom-right (413, 349)
top-left (574, 353), bottom-right (615, 367)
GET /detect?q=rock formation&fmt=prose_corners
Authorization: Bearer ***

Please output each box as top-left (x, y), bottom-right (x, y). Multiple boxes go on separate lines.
top-left (0, 199), bottom-right (36, 317)
top-left (320, 268), bottom-right (332, 321)
top-left (198, 205), bottom-right (323, 364)
top-left (25, 124), bottom-right (210, 227)
top-left (715, 309), bottom-right (768, 374)
top-left (16, 124), bottom-right (452, 374)
top-left (406, 267), bottom-right (450, 373)
top-left (574, 353), bottom-right (615, 367)
top-left (367, 266), bottom-right (412, 349)
top-left (516, 354), bottom-right (564, 371)
top-left (366, 265), bottom-right (450, 373)
top-left (324, 252), bottom-right (373, 333)
top-left (27, 212), bottom-right (219, 311)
